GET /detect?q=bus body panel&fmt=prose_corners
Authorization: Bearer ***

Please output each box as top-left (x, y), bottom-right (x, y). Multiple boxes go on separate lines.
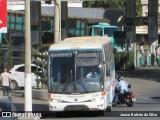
top-left (48, 92), bottom-right (107, 111)
top-left (49, 36), bottom-right (111, 51)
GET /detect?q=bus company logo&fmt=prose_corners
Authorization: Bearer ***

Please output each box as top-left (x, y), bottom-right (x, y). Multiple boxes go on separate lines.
top-left (74, 98), bottom-right (78, 102)
top-left (1, 112), bottom-right (42, 118)
top-left (2, 112), bottom-right (11, 117)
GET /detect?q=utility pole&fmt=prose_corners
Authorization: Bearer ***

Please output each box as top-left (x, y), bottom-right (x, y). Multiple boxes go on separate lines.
top-left (125, 0), bottom-right (136, 68)
top-left (148, 0), bottom-right (158, 54)
top-left (24, 0), bottom-right (32, 111)
top-left (54, 0), bottom-right (61, 43)
top-left (61, 1), bottom-right (68, 40)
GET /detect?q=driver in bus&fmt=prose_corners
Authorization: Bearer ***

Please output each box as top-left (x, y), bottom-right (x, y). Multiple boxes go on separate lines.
top-left (86, 68), bottom-right (99, 78)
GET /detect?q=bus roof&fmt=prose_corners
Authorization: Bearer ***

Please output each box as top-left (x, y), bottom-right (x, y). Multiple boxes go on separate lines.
top-left (49, 36), bottom-right (111, 51)
top-left (92, 23), bottom-right (119, 28)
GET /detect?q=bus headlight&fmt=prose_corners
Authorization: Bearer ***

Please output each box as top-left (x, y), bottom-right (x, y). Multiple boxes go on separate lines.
top-left (50, 98), bottom-right (62, 103)
top-left (90, 98), bottom-right (98, 102)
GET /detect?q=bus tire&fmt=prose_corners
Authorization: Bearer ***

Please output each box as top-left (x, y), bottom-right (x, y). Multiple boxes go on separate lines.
top-left (99, 111), bottom-right (105, 116)
top-left (106, 105), bottom-right (112, 112)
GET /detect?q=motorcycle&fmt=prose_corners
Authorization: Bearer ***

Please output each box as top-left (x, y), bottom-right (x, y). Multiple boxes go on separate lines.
top-left (116, 90), bottom-right (136, 107)
top-left (113, 74), bottom-right (136, 107)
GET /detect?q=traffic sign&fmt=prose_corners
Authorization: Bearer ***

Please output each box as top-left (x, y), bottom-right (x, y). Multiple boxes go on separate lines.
top-left (0, 0), bottom-right (7, 33)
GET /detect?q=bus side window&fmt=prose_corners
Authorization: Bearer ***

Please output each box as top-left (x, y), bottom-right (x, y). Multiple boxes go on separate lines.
top-left (105, 44), bottom-right (113, 77)
top-left (103, 46), bottom-right (110, 77)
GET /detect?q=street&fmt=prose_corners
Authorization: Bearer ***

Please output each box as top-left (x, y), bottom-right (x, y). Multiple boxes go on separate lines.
top-left (1, 1), bottom-right (160, 120)
top-left (1, 66), bottom-right (160, 120)
top-left (115, 67), bottom-right (160, 112)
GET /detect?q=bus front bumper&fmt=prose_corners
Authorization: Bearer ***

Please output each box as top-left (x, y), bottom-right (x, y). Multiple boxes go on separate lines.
top-left (49, 100), bottom-right (105, 111)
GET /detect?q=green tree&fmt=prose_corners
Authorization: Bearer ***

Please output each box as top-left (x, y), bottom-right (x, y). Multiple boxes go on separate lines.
top-left (83, 0), bottom-right (142, 17)
top-left (1, 36), bottom-right (13, 69)
top-left (83, 0), bottom-right (125, 9)
top-left (33, 43), bottom-right (50, 89)
top-left (136, 0), bottom-right (142, 17)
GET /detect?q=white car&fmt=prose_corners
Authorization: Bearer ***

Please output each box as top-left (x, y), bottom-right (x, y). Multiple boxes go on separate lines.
top-left (9, 64), bottom-right (42, 90)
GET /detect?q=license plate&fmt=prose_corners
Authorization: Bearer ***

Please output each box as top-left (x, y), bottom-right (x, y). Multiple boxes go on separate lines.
top-left (132, 98), bottom-right (136, 101)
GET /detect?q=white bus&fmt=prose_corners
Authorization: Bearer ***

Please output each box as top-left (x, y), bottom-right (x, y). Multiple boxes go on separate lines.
top-left (48, 36), bottom-right (115, 113)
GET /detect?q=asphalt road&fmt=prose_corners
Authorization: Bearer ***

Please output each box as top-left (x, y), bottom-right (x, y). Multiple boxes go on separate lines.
top-left (1, 66), bottom-right (160, 120)
top-left (116, 66), bottom-right (160, 111)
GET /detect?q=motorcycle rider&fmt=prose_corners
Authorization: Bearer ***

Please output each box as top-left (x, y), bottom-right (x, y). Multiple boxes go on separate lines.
top-left (113, 75), bottom-right (129, 105)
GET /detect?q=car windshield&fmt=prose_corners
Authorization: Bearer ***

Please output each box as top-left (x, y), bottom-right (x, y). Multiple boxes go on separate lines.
top-left (48, 51), bottom-right (103, 94)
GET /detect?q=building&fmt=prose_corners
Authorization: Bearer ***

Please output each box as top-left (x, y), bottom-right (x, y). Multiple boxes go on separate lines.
top-left (2, 0), bottom-right (160, 67)
top-left (136, 0), bottom-right (160, 44)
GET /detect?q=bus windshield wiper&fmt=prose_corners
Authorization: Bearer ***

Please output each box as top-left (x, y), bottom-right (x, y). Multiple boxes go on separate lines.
top-left (62, 80), bottom-right (88, 93)
top-left (62, 83), bottom-right (73, 93)
top-left (77, 79), bottom-right (88, 93)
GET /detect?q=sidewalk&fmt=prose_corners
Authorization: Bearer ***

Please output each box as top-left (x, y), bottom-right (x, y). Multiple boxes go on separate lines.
top-left (0, 87), bottom-right (48, 112)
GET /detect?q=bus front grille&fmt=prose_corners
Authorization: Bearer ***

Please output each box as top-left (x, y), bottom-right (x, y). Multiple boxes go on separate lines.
top-left (64, 105), bottom-right (89, 111)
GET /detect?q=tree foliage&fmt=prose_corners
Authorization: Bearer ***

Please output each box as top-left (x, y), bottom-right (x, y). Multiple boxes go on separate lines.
top-left (83, 0), bottom-right (124, 9)
top-left (83, 0), bottom-right (142, 17)
top-left (136, 0), bottom-right (142, 17)
top-left (33, 44), bottom-right (50, 89)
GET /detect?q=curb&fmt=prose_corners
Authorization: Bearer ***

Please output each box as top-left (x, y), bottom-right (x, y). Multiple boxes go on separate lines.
top-left (32, 89), bottom-right (48, 101)
top-left (11, 89), bottom-right (48, 101)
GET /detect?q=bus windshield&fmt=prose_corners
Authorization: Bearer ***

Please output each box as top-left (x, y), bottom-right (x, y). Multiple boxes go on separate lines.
top-left (48, 51), bottom-right (103, 94)
top-left (93, 28), bottom-right (102, 36)
top-left (92, 27), bottom-right (119, 37)
top-left (104, 28), bottom-right (119, 37)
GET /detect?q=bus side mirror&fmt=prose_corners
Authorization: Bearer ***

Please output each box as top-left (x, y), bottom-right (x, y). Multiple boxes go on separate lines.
top-left (103, 61), bottom-right (107, 64)
top-left (103, 61), bottom-right (110, 76)
top-left (106, 67), bottom-right (110, 76)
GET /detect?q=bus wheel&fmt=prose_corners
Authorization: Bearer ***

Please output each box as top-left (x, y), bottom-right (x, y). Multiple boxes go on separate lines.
top-left (106, 105), bottom-right (112, 112)
top-left (98, 111), bottom-right (105, 116)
